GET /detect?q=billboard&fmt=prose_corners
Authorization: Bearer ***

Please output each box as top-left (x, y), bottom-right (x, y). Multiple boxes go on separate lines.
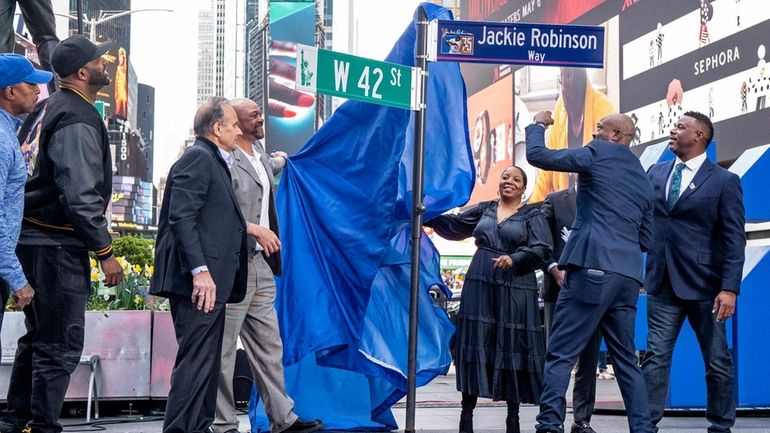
top-left (110, 127), bottom-right (147, 179)
top-left (266, 1), bottom-right (317, 156)
top-left (96, 45), bottom-right (129, 120)
top-left (460, 0), bottom-right (770, 204)
top-left (619, 0), bottom-right (770, 163)
top-left (127, 60), bottom-right (138, 128)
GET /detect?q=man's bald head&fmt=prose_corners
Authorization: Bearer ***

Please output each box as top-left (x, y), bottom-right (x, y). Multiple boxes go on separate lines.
top-left (591, 113), bottom-right (637, 145)
top-left (230, 97), bottom-right (257, 114)
top-left (229, 98), bottom-right (265, 143)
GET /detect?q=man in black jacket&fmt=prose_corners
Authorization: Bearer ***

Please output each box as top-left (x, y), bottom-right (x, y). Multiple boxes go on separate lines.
top-left (0, 35), bottom-right (124, 433)
top-left (541, 183), bottom-right (603, 433)
top-left (151, 97), bottom-right (248, 433)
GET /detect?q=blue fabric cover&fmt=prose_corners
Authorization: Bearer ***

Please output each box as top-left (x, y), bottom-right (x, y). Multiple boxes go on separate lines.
top-left (249, 3), bottom-right (473, 430)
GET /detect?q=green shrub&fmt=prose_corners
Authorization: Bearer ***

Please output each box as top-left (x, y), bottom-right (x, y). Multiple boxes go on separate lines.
top-left (112, 236), bottom-right (154, 268)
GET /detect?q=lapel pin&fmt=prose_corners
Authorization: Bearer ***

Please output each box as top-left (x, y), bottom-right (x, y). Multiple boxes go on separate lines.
top-left (689, 183), bottom-right (696, 190)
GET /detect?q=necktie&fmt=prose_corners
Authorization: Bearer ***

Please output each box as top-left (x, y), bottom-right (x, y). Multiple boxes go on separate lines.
top-left (667, 162), bottom-right (686, 208)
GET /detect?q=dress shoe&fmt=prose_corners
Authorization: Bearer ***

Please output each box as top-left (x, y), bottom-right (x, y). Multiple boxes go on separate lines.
top-left (282, 419), bottom-right (323, 433)
top-left (0, 418), bottom-right (25, 433)
top-left (570, 422), bottom-right (597, 433)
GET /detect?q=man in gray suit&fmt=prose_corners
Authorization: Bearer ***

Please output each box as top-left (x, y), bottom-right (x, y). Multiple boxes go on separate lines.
top-left (213, 98), bottom-right (323, 433)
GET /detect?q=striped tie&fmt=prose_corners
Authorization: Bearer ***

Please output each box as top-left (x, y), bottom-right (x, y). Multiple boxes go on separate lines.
top-left (667, 162), bottom-right (686, 209)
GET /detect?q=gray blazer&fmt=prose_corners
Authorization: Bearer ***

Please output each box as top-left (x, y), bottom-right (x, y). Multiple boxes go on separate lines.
top-left (231, 144), bottom-right (282, 276)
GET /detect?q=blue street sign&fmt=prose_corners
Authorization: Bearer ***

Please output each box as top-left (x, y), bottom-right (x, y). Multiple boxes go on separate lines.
top-left (430, 20), bottom-right (605, 68)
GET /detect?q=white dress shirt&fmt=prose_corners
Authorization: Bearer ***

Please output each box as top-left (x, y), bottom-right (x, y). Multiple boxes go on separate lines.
top-left (242, 145), bottom-right (272, 251)
top-left (665, 151), bottom-right (708, 204)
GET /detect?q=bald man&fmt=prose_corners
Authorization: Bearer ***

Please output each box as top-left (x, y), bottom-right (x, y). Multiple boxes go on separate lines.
top-left (525, 113), bottom-right (655, 433)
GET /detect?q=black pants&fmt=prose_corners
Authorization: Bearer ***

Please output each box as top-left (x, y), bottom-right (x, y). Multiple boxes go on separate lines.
top-left (0, 0), bottom-right (58, 72)
top-left (3, 245), bottom-right (90, 433)
top-left (163, 295), bottom-right (226, 433)
top-left (0, 280), bottom-right (10, 351)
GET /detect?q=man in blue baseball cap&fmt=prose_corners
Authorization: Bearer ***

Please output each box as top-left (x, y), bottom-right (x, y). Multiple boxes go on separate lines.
top-left (0, 53), bottom-right (51, 281)
top-left (0, 53), bottom-right (50, 358)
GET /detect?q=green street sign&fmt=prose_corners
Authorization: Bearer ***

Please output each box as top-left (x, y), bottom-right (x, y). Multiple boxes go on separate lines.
top-left (296, 44), bottom-right (421, 111)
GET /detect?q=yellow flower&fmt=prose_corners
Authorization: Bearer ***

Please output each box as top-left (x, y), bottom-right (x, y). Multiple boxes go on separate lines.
top-left (90, 257), bottom-right (97, 269)
top-left (133, 264), bottom-right (142, 274)
top-left (90, 268), bottom-right (101, 282)
top-left (117, 256), bottom-right (130, 272)
top-left (134, 294), bottom-right (143, 305)
top-left (144, 265), bottom-right (154, 277)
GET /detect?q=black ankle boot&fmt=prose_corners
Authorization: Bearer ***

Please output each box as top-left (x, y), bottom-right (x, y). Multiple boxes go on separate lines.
top-left (459, 393), bottom-right (477, 433)
top-left (506, 401), bottom-right (520, 433)
top-left (505, 412), bottom-right (520, 433)
top-left (459, 411), bottom-right (474, 433)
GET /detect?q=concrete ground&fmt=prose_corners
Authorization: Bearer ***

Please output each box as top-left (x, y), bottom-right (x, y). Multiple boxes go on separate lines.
top-left (58, 370), bottom-right (770, 433)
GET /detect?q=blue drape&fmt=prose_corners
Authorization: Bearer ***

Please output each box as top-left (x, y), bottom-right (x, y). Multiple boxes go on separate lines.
top-left (249, 3), bottom-right (473, 431)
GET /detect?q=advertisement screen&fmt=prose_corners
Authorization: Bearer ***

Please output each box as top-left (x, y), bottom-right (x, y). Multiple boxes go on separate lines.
top-left (96, 45), bottom-right (129, 120)
top-left (619, 0), bottom-right (770, 163)
top-left (460, 0), bottom-right (770, 203)
top-left (266, 1), bottom-right (317, 155)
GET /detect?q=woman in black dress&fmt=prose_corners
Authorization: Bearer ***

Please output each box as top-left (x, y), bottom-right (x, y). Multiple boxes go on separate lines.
top-left (425, 166), bottom-right (552, 433)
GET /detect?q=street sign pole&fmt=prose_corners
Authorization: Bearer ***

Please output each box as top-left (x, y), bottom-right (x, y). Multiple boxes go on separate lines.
top-left (295, 18), bottom-right (432, 431)
top-left (76, 0), bottom-right (84, 34)
top-left (405, 6), bottom-right (428, 433)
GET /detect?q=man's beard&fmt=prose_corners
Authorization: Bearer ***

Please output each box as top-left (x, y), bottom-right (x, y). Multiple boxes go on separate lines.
top-left (88, 69), bottom-right (111, 86)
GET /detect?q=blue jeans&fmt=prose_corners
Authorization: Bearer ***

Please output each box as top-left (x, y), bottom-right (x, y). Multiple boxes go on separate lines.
top-left (641, 295), bottom-right (735, 433)
top-left (598, 350), bottom-right (607, 371)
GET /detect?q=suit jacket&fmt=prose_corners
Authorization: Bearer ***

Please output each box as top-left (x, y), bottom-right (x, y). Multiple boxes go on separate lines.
top-left (644, 158), bottom-right (745, 300)
top-left (540, 186), bottom-right (577, 302)
top-left (231, 144), bottom-right (282, 276)
top-left (525, 124), bottom-right (654, 283)
top-left (151, 137), bottom-right (248, 304)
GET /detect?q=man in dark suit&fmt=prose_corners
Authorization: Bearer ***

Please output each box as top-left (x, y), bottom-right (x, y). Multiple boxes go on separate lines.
top-left (526, 112), bottom-right (654, 433)
top-left (641, 111), bottom-right (745, 433)
top-left (151, 97), bottom-right (248, 433)
top-left (541, 183), bottom-right (576, 338)
top-left (213, 98), bottom-right (323, 433)
top-left (541, 183), bottom-right (603, 433)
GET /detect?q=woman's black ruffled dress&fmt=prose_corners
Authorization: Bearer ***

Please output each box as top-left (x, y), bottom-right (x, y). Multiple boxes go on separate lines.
top-left (426, 201), bottom-right (552, 403)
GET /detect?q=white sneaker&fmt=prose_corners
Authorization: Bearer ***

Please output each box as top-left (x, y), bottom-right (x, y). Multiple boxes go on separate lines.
top-left (597, 369), bottom-right (615, 380)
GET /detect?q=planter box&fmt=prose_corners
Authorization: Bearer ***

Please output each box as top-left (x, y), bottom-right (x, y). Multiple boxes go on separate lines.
top-left (0, 310), bottom-right (156, 401)
top-left (150, 311), bottom-right (178, 398)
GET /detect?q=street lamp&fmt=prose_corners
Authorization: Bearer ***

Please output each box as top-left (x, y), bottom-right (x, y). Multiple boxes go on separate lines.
top-left (55, 8), bottom-right (173, 43)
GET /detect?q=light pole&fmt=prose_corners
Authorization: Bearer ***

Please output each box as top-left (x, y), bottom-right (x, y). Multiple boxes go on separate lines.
top-left (56, 8), bottom-right (173, 43)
